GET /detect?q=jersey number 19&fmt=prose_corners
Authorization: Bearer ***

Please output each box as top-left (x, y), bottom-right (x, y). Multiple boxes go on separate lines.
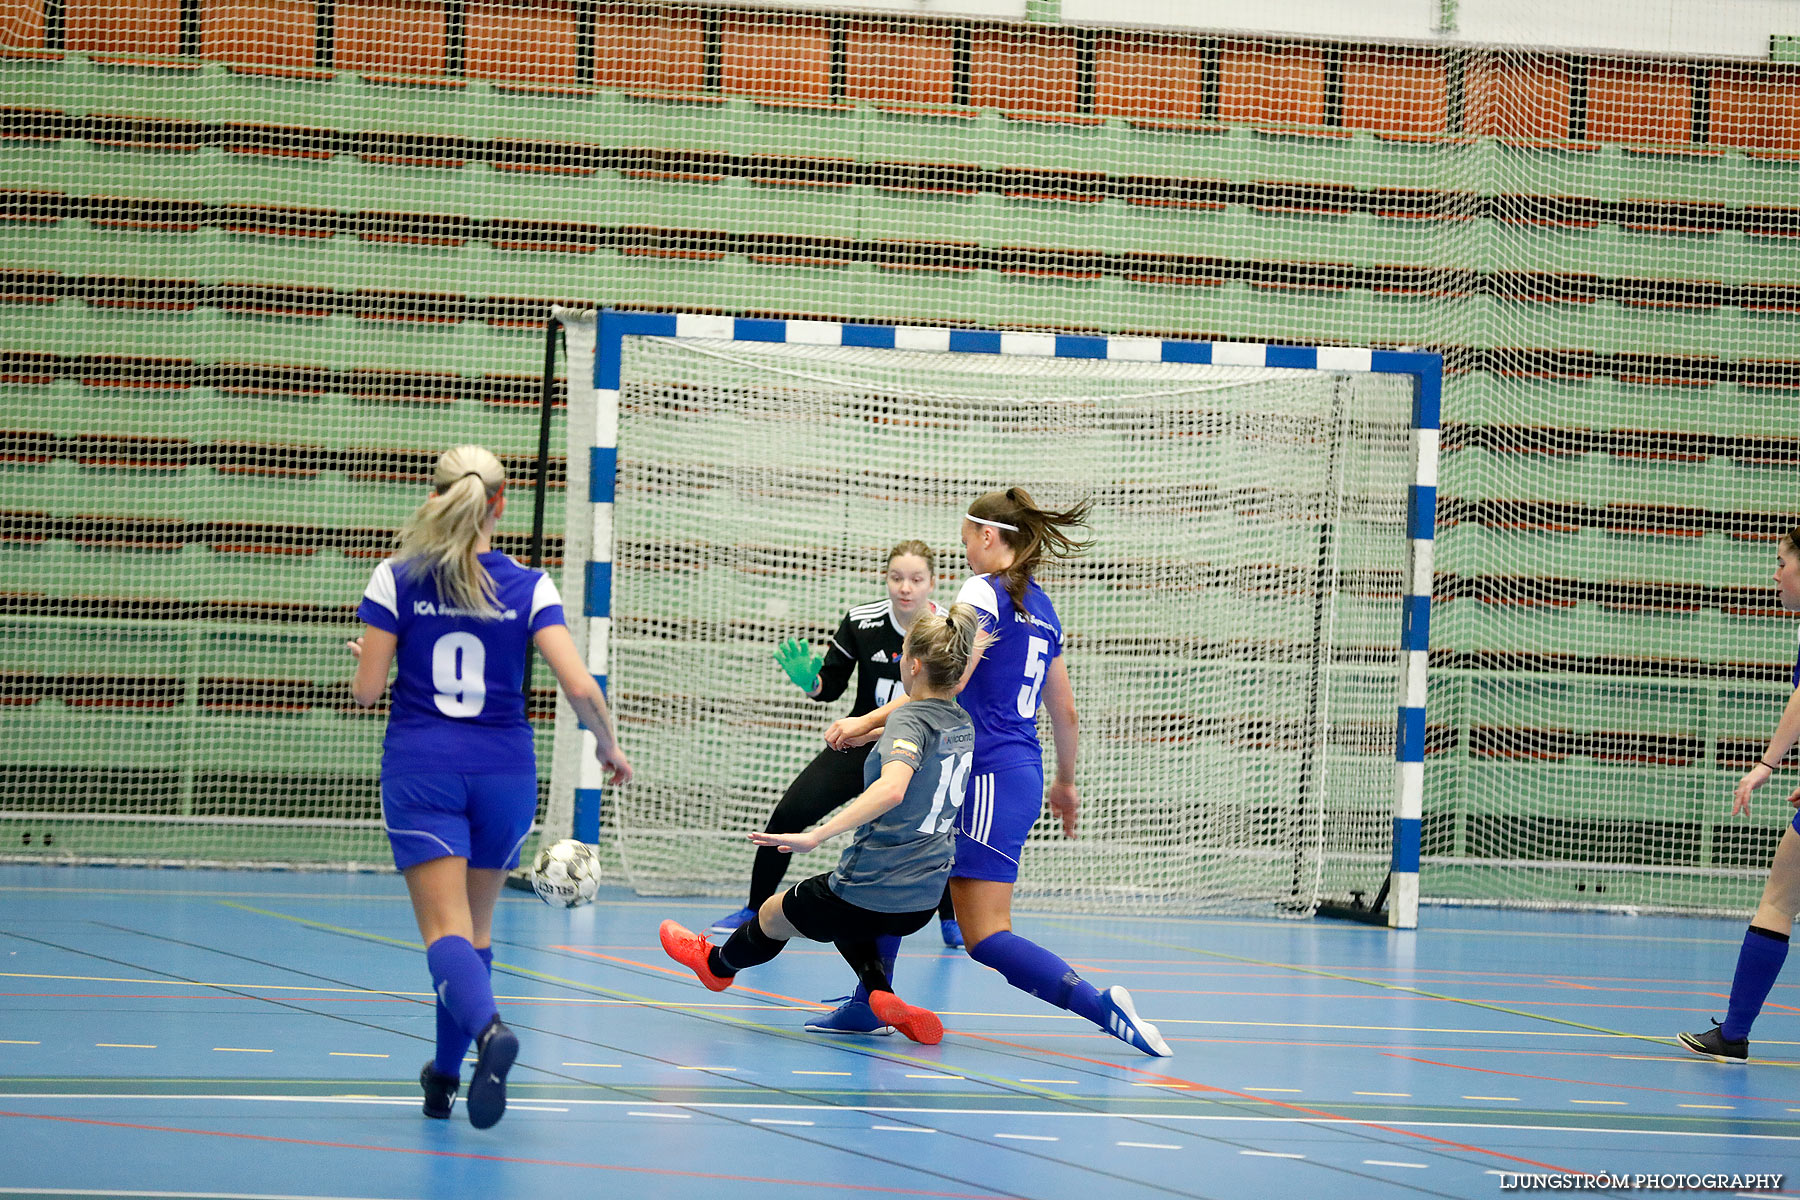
top-left (917, 750), bottom-right (973, 835)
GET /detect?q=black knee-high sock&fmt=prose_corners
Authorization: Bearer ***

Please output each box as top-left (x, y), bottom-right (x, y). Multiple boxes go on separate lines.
top-left (836, 939), bottom-right (893, 996)
top-left (710, 918), bottom-right (786, 977)
top-left (937, 884), bottom-right (955, 921)
top-left (746, 845), bottom-right (792, 912)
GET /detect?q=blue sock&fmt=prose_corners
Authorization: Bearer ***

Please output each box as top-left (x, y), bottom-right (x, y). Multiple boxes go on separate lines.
top-left (1721, 926), bottom-right (1789, 1042)
top-left (433, 945), bottom-right (494, 1078)
top-left (968, 930), bottom-right (1107, 1027)
top-left (426, 935), bottom-right (499, 1052)
top-left (851, 934), bottom-right (903, 1005)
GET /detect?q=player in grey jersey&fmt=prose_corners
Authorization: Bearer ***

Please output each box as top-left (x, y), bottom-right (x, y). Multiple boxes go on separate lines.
top-left (660, 604), bottom-right (989, 1044)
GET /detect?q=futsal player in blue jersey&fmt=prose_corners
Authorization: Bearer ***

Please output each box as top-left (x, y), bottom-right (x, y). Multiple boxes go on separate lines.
top-left (349, 445), bottom-right (632, 1126)
top-left (823, 488), bottom-right (1172, 1058)
top-left (1680, 528), bottom-right (1800, 1063)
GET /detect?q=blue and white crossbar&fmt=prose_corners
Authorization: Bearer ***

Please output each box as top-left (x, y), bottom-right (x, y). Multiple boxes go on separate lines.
top-left (554, 308), bottom-right (1440, 929)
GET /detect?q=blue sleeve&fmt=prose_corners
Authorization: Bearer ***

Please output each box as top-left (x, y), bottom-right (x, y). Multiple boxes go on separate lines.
top-left (358, 596), bottom-right (398, 634)
top-left (529, 604), bottom-right (566, 635)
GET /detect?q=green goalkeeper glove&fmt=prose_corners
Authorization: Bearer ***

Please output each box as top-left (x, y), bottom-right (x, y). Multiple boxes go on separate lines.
top-left (774, 638), bottom-right (824, 693)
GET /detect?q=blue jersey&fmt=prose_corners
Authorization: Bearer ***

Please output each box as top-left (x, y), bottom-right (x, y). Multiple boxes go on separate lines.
top-left (953, 573), bottom-right (1064, 772)
top-left (358, 552), bottom-right (565, 775)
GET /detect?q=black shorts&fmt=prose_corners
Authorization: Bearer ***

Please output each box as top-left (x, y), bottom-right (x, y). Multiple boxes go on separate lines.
top-left (780, 874), bottom-right (937, 944)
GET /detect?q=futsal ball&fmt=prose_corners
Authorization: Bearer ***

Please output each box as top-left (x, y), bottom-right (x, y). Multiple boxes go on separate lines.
top-left (531, 839), bottom-right (601, 908)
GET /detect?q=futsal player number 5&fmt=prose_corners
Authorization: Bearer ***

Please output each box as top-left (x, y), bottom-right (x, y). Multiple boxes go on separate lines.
top-left (1017, 636), bottom-right (1049, 718)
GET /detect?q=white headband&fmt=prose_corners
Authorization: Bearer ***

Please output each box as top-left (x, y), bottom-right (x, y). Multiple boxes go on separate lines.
top-left (965, 513), bottom-right (1020, 532)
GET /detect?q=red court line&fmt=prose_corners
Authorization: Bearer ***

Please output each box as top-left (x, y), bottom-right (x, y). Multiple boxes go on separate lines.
top-left (995, 1030), bottom-right (1800, 1069)
top-left (1059, 957), bottom-right (1765, 986)
top-left (555, 947), bottom-right (830, 1010)
top-left (1383, 1053), bottom-right (1800, 1104)
top-left (0, 1110), bottom-right (1008, 1198)
top-left (945, 1031), bottom-right (1585, 1175)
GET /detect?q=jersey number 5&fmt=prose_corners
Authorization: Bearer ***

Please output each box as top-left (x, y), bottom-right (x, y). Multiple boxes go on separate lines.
top-left (431, 632), bottom-right (487, 718)
top-left (917, 750), bottom-right (973, 835)
top-left (1016, 635), bottom-right (1050, 718)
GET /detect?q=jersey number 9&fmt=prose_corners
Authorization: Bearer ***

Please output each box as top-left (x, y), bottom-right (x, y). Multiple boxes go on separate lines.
top-left (432, 632), bottom-right (488, 718)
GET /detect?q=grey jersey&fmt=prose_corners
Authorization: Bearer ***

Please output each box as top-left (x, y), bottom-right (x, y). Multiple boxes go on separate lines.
top-left (830, 697), bottom-right (975, 913)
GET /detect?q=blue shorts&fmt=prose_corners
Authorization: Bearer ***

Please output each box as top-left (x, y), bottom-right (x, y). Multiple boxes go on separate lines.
top-left (952, 760), bottom-right (1045, 884)
top-left (380, 771), bottom-right (538, 872)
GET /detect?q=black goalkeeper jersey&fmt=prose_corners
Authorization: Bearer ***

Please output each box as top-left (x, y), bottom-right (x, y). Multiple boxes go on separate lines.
top-left (814, 597), bottom-right (945, 718)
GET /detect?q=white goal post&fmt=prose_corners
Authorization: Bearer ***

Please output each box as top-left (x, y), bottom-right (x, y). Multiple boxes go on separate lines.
top-left (547, 308), bottom-right (1440, 928)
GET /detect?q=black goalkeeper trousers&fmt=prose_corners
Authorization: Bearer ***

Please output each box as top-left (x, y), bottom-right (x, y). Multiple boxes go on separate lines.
top-left (747, 742), bottom-right (955, 923)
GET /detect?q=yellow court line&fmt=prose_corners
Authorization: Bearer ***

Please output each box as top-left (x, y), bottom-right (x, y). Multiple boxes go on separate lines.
top-left (0, 1040), bottom-right (41, 1045)
top-left (213, 1047), bottom-right (273, 1054)
top-left (793, 1070), bottom-right (851, 1076)
top-left (217, 900), bottom-right (1084, 1102)
top-left (1040, 919), bottom-right (1694, 1051)
top-left (1678, 1103), bottom-right (1735, 1109)
top-left (1570, 1098), bottom-right (1628, 1105)
top-left (1464, 1095), bottom-right (1521, 1101)
top-left (1354, 1091), bottom-right (1413, 1097)
top-left (328, 1052), bottom-right (388, 1059)
top-left (0, 971), bottom-right (431, 998)
top-left (95, 1043), bottom-right (156, 1049)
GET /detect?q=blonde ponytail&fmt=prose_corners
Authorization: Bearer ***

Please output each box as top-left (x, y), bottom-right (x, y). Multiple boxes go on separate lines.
top-left (392, 445), bottom-right (506, 618)
top-left (905, 602), bottom-right (994, 691)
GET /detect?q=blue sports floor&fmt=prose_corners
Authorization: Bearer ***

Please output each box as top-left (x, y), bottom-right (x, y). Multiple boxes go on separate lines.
top-left (1, 865), bottom-right (1795, 1200)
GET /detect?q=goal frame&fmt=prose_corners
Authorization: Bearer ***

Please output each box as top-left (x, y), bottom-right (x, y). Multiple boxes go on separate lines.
top-left (548, 307), bottom-right (1441, 929)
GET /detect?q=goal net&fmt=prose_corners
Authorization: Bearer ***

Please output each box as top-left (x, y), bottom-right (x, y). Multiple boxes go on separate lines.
top-left (557, 316), bottom-right (1427, 917)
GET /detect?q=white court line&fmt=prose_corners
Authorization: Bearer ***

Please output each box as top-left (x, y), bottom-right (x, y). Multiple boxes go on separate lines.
top-left (793, 1071), bottom-right (850, 1077)
top-left (1118, 1142), bottom-right (1181, 1150)
top-left (0, 1192), bottom-right (407, 1200)
top-left (1019, 1079), bottom-right (1078, 1085)
top-left (750, 1118), bottom-right (816, 1127)
top-left (675, 1066), bottom-right (737, 1071)
top-left (0, 1040), bottom-right (41, 1045)
top-left (905, 1073), bottom-right (964, 1080)
top-left (563, 1062), bottom-right (621, 1068)
top-left (96, 1043), bottom-right (156, 1049)
top-left (994, 1133), bottom-right (1058, 1142)
top-left (1241, 1151), bottom-right (1305, 1159)
top-left (10, 1097), bottom-right (1800, 1143)
top-left (1365, 1160), bottom-right (1428, 1169)
top-left (1463, 1096), bottom-right (1521, 1102)
top-left (328, 1052), bottom-right (387, 1059)
top-left (507, 1106), bottom-right (570, 1113)
top-left (628, 1111), bottom-right (692, 1119)
top-left (211, 1048), bottom-right (272, 1054)
top-left (871, 1125), bottom-right (936, 1133)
